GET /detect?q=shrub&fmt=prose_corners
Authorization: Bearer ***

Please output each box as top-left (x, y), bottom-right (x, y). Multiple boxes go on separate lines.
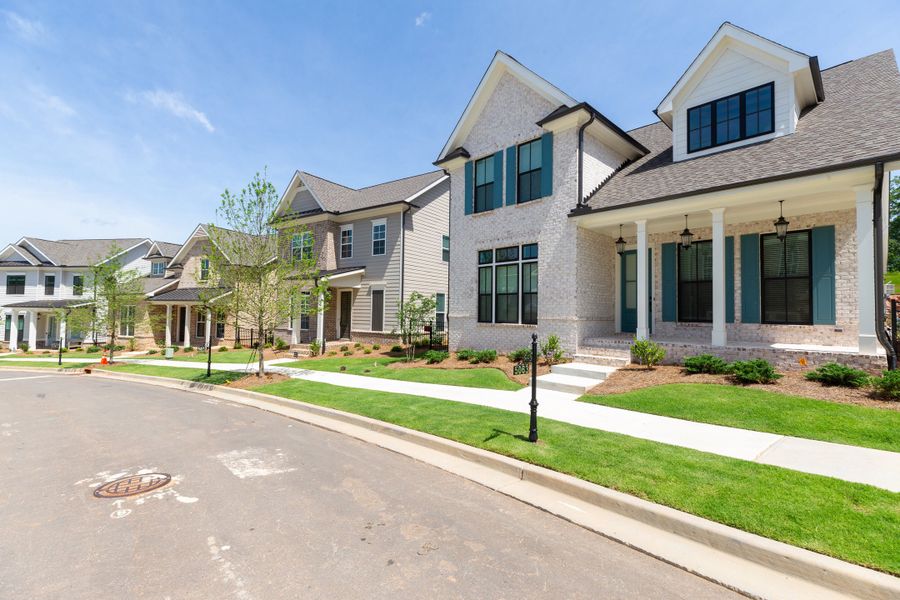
top-left (805, 363), bottom-right (870, 388)
top-left (354, 342), bottom-right (362, 349)
top-left (469, 349), bottom-right (497, 364)
top-left (183, 346), bottom-right (194, 353)
top-left (127, 337), bottom-right (138, 352)
top-left (19, 342), bottom-right (29, 352)
top-left (218, 346), bottom-right (229, 352)
top-left (507, 347), bottom-right (533, 363)
top-left (274, 338), bottom-right (289, 351)
top-left (327, 350), bottom-right (337, 356)
top-left (456, 348), bottom-right (475, 361)
top-left (372, 344), bottom-right (381, 350)
top-left (263, 342), bottom-right (272, 349)
top-left (872, 370), bottom-right (900, 400)
top-left (728, 359), bottom-right (782, 384)
top-left (309, 339), bottom-right (321, 356)
top-left (683, 354), bottom-right (729, 375)
top-left (424, 350), bottom-right (449, 364)
top-left (59, 347), bottom-right (68, 353)
top-left (541, 335), bottom-right (564, 365)
top-left (340, 344), bottom-right (350, 352)
top-left (390, 344), bottom-right (403, 353)
top-left (87, 345), bottom-right (101, 353)
top-left (631, 338), bottom-right (665, 369)
top-left (343, 351), bottom-right (353, 357)
top-left (147, 349), bottom-right (158, 355)
top-left (363, 348), bottom-right (372, 354)
top-left (233, 342), bottom-right (243, 350)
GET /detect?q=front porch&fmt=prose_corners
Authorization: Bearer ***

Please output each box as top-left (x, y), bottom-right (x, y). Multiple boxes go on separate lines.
top-left (1, 299), bottom-right (93, 350)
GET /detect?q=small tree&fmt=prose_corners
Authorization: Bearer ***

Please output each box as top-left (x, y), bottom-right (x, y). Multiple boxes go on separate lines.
top-left (396, 292), bottom-right (436, 362)
top-left (205, 169), bottom-right (327, 377)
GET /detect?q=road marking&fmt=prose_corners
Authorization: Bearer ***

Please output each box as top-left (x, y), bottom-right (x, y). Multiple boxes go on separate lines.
top-left (215, 447), bottom-right (296, 479)
top-left (0, 375), bottom-right (56, 382)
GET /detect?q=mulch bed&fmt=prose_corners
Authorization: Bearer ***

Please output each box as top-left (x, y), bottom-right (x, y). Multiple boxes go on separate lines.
top-left (589, 365), bottom-right (900, 411)
top-left (225, 372), bottom-right (291, 389)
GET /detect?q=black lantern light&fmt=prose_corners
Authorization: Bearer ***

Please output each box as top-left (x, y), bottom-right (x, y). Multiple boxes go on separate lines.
top-left (774, 200), bottom-right (789, 242)
top-left (614, 224), bottom-right (626, 255)
top-left (680, 215), bottom-right (694, 249)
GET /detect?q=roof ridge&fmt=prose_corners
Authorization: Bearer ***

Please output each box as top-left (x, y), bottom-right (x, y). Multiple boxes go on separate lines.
top-left (356, 169), bottom-right (443, 191)
top-left (300, 171), bottom-right (357, 192)
top-left (820, 49), bottom-right (894, 72)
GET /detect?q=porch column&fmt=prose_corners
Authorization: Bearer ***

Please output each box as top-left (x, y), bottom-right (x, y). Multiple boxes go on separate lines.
top-left (59, 317), bottom-right (67, 349)
top-left (205, 308), bottom-right (212, 349)
top-left (316, 291), bottom-right (325, 354)
top-left (183, 305), bottom-right (191, 349)
top-left (710, 207), bottom-right (727, 347)
top-left (27, 311), bottom-right (37, 350)
top-left (635, 219), bottom-right (649, 340)
top-left (9, 310), bottom-right (18, 351)
top-left (291, 314), bottom-right (301, 345)
top-left (855, 184), bottom-right (878, 354)
top-left (164, 304), bottom-right (172, 347)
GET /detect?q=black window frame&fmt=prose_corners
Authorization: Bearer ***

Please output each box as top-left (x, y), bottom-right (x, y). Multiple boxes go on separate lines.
top-left (687, 82), bottom-right (774, 153)
top-left (442, 235), bottom-right (450, 263)
top-left (6, 275), bottom-right (25, 295)
top-left (476, 244), bottom-right (538, 325)
top-left (44, 274), bottom-right (55, 296)
top-left (73, 275), bottom-right (84, 296)
top-left (516, 138), bottom-right (542, 204)
top-left (677, 240), bottom-right (713, 323)
top-left (474, 155), bottom-right (495, 214)
top-left (760, 230), bottom-right (813, 325)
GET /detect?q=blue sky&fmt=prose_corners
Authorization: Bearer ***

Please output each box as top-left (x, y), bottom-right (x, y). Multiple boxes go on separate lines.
top-left (1, 1), bottom-right (898, 244)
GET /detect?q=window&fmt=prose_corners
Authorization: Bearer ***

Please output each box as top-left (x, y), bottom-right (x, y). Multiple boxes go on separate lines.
top-left (6, 275), bottom-right (25, 295)
top-left (474, 155), bottom-right (495, 213)
top-left (199, 258), bottom-right (210, 281)
top-left (300, 292), bottom-right (310, 330)
top-left (372, 220), bottom-right (386, 256)
top-left (119, 306), bottom-right (135, 337)
top-left (442, 235), bottom-right (450, 263)
top-left (678, 241), bottom-right (713, 322)
top-left (477, 244), bottom-right (538, 325)
top-left (687, 82), bottom-right (774, 153)
top-left (215, 310), bottom-right (226, 338)
top-left (151, 261), bottom-right (165, 276)
top-left (517, 139), bottom-right (543, 203)
top-left (371, 289), bottom-right (384, 331)
top-left (44, 275), bottom-right (55, 296)
top-left (435, 293), bottom-right (446, 329)
top-left (341, 226), bottom-right (353, 259)
top-left (292, 232), bottom-right (313, 261)
top-left (73, 275), bottom-right (84, 296)
top-left (761, 230), bottom-right (812, 325)
top-left (196, 310), bottom-right (207, 338)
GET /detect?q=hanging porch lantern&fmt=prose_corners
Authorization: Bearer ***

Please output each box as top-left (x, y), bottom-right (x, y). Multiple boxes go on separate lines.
top-left (680, 215), bottom-right (694, 249)
top-left (774, 200), bottom-right (789, 241)
top-left (614, 224), bottom-right (627, 255)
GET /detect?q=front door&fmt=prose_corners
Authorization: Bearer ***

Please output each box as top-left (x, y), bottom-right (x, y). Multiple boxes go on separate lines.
top-left (620, 249), bottom-right (652, 334)
top-left (177, 307), bottom-right (186, 343)
top-left (339, 291), bottom-right (352, 339)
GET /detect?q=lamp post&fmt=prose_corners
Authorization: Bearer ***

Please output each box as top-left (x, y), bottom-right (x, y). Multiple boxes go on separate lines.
top-left (529, 333), bottom-right (539, 443)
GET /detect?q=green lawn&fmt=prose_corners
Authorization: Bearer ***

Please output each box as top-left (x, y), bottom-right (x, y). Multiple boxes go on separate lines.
top-left (0, 360), bottom-right (94, 369)
top-left (102, 363), bottom-right (247, 385)
top-left (885, 271), bottom-right (900, 287)
top-left (19, 351), bottom-right (103, 359)
top-left (254, 378), bottom-right (900, 575)
top-left (168, 349), bottom-right (276, 364)
top-left (579, 384), bottom-right (900, 453)
top-left (277, 355), bottom-right (522, 391)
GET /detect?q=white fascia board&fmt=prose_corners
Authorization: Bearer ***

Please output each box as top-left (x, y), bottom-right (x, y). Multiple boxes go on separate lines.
top-left (167, 224), bottom-right (209, 267)
top-left (17, 238), bottom-right (57, 266)
top-left (437, 51), bottom-right (576, 161)
top-left (0, 244), bottom-right (40, 265)
top-left (401, 174), bottom-right (449, 205)
top-left (95, 239), bottom-right (153, 266)
top-left (145, 278), bottom-right (180, 297)
top-left (274, 171), bottom-right (327, 219)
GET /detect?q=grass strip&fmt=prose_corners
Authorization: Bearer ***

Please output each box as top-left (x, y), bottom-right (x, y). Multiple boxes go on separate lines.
top-left (102, 364), bottom-right (246, 385)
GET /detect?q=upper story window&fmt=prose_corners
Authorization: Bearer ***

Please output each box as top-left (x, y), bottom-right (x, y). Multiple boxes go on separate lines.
top-left (442, 235), bottom-right (450, 262)
top-left (517, 139), bottom-right (542, 203)
top-left (372, 220), bottom-right (386, 256)
top-left (151, 261), bottom-right (165, 276)
top-left (340, 226), bottom-right (353, 259)
top-left (474, 156), bottom-right (494, 213)
top-left (73, 275), bottom-right (84, 296)
top-left (291, 232), bottom-right (313, 261)
top-left (44, 275), bottom-right (55, 296)
top-left (687, 82), bottom-right (774, 153)
top-left (6, 275), bottom-right (25, 295)
top-left (199, 258), bottom-right (210, 281)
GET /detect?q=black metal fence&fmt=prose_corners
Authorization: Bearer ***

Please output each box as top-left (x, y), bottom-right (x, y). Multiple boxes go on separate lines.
top-left (235, 327), bottom-right (274, 348)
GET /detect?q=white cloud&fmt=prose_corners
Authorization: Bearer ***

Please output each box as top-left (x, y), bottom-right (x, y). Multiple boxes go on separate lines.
top-left (415, 11), bottom-right (431, 27)
top-left (126, 89), bottom-right (215, 133)
top-left (32, 88), bottom-right (76, 117)
top-left (4, 11), bottom-right (46, 42)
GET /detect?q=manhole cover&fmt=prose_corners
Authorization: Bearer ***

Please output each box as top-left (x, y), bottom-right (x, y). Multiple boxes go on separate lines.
top-left (93, 473), bottom-right (172, 498)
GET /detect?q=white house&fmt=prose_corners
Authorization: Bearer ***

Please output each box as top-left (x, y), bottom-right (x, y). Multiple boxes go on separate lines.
top-left (435, 23), bottom-right (900, 370)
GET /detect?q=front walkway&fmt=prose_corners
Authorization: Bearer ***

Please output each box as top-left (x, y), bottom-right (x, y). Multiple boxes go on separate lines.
top-left (108, 357), bottom-right (900, 492)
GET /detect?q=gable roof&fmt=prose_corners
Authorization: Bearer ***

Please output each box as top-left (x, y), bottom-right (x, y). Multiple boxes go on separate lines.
top-left (579, 50), bottom-right (900, 214)
top-left (276, 169), bottom-right (448, 221)
top-left (145, 241), bottom-right (182, 259)
top-left (7, 238), bottom-right (151, 267)
top-left (0, 244), bottom-right (41, 265)
top-left (168, 223), bottom-right (274, 267)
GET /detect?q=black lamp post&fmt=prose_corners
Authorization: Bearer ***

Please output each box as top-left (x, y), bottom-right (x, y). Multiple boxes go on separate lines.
top-left (614, 225), bottom-right (626, 256)
top-left (774, 200), bottom-right (789, 241)
top-left (529, 333), bottom-right (539, 443)
top-left (680, 215), bottom-right (694, 249)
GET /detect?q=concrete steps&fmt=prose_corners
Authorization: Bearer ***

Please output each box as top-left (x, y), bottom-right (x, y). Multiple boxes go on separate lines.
top-left (573, 352), bottom-right (630, 367)
top-left (535, 362), bottom-right (619, 394)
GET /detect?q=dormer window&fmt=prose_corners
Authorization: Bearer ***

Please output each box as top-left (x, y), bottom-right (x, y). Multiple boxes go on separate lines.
top-left (151, 261), bottom-right (165, 276)
top-left (687, 82), bottom-right (774, 153)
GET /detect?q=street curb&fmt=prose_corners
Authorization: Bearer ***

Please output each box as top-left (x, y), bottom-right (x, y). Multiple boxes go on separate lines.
top-left (0, 365), bottom-right (89, 374)
top-left (86, 369), bottom-right (899, 600)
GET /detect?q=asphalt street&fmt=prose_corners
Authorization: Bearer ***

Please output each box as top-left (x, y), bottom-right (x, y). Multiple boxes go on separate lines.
top-left (0, 371), bottom-right (742, 599)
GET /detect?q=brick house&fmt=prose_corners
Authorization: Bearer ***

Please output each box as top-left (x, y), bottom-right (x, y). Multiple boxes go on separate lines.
top-left (435, 23), bottom-right (900, 370)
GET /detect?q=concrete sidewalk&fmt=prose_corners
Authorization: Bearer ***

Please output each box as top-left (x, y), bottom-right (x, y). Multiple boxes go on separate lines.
top-left (114, 357), bottom-right (900, 492)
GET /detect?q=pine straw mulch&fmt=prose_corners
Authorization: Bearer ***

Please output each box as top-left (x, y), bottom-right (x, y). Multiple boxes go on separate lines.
top-left (224, 372), bottom-right (291, 389)
top-left (589, 365), bottom-right (900, 411)
top-left (385, 353), bottom-right (552, 386)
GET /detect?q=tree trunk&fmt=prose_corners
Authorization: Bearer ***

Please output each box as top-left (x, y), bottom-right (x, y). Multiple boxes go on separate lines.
top-left (257, 316), bottom-right (265, 377)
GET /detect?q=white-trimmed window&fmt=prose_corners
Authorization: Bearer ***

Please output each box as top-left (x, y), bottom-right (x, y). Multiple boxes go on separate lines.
top-left (477, 243), bottom-right (538, 325)
top-left (5, 274), bottom-right (25, 295)
top-left (442, 235), bottom-right (450, 262)
top-left (291, 232), bottom-right (313, 261)
top-left (151, 261), bottom-right (165, 276)
top-left (436, 293), bottom-right (446, 329)
top-left (119, 306), bottom-right (135, 337)
top-left (73, 274), bottom-right (84, 296)
top-left (199, 258), bottom-right (210, 281)
top-left (195, 310), bottom-right (206, 338)
top-left (372, 219), bottom-right (386, 256)
top-left (300, 292), bottom-right (310, 330)
top-left (340, 225), bottom-right (353, 259)
top-left (215, 310), bottom-right (226, 338)
top-left (44, 275), bottom-right (55, 296)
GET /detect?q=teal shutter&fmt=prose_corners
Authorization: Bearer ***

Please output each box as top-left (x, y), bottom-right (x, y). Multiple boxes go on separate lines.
top-left (493, 150), bottom-right (503, 209)
top-left (812, 225), bottom-right (836, 325)
top-left (463, 161), bottom-right (473, 215)
top-left (505, 146), bottom-right (517, 206)
top-left (540, 132), bottom-right (553, 198)
top-left (740, 234), bottom-right (760, 323)
top-left (661, 243), bottom-right (676, 321)
top-left (726, 236), bottom-right (735, 323)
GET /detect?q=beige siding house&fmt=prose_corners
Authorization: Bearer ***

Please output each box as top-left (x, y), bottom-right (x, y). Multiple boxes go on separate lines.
top-left (273, 170), bottom-right (450, 347)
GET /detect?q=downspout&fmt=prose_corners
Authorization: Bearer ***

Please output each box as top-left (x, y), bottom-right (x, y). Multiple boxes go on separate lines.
top-left (872, 161), bottom-right (897, 369)
top-left (576, 113), bottom-right (596, 207)
top-left (400, 208), bottom-right (406, 305)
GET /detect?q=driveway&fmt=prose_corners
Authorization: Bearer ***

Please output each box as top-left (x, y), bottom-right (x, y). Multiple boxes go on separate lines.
top-left (0, 371), bottom-right (739, 599)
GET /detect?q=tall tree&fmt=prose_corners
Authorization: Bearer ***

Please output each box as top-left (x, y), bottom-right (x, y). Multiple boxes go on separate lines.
top-left (204, 170), bottom-right (327, 377)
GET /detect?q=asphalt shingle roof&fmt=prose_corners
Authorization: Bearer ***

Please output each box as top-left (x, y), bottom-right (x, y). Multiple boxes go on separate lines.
top-left (23, 238), bottom-right (148, 266)
top-left (148, 287), bottom-right (229, 302)
top-left (582, 50), bottom-right (900, 212)
top-left (3, 299), bottom-right (94, 309)
top-left (148, 241), bottom-right (181, 258)
top-left (294, 170), bottom-right (446, 215)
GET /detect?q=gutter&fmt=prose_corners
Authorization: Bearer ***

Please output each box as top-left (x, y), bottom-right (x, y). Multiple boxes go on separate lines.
top-left (872, 162), bottom-right (896, 369)
top-left (576, 113), bottom-right (596, 208)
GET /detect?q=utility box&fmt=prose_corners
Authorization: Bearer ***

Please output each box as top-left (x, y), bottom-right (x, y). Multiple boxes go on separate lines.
top-left (165, 346), bottom-right (174, 359)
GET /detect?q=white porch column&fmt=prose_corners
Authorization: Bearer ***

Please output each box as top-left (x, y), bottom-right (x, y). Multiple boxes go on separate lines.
top-left (27, 311), bottom-right (37, 350)
top-left (710, 207), bottom-right (727, 347)
top-left (9, 310), bottom-right (18, 351)
top-left (59, 317), bottom-right (67, 349)
top-left (164, 304), bottom-right (172, 347)
top-left (855, 184), bottom-right (878, 354)
top-left (635, 219), bottom-right (649, 340)
top-left (205, 308), bottom-right (212, 349)
top-left (316, 291), bottom-right (326, 353)
top-left (183, 305), bottom-right (191, 349)
top-left (291, 314), bottom-right (301, 345)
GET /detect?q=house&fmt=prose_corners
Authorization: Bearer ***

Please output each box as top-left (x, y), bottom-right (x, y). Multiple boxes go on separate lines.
top-left (0, 237), bottom-right (179, 350)
top-left (272, 169), bottom-right (449, 347)
top-left (435, 23), bottom-right (900, 370)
